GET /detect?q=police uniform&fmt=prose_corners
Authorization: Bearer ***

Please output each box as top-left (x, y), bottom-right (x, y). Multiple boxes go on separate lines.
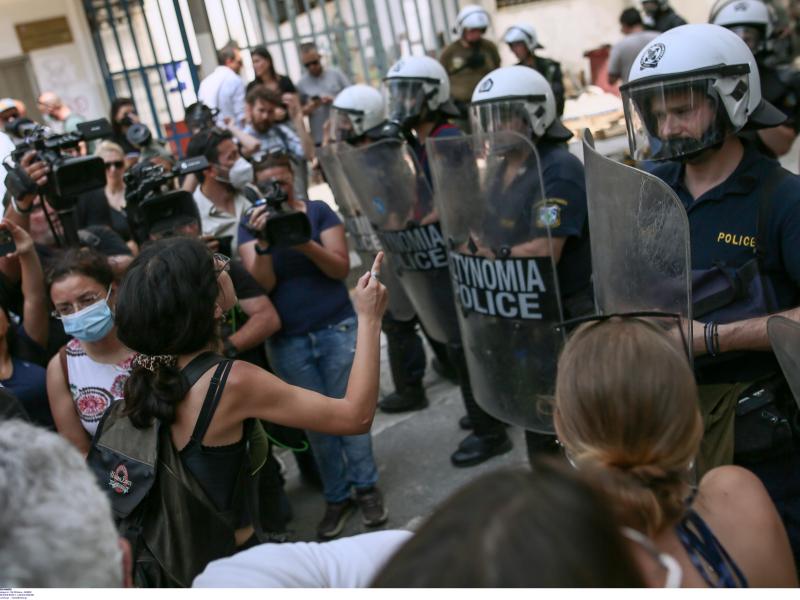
top-left (753, 64), bottom-right (800, 157)
top-left (648, 141), bottom-right (800, 467)
top-left (483, 141), bottom-right (592, 316)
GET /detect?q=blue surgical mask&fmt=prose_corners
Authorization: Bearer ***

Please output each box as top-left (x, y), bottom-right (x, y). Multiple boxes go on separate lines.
top-left (61, 288), bottom-right (115, 342)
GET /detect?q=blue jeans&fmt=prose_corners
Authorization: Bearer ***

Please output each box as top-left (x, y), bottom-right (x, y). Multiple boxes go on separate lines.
top-left (267, 316), bottom-right (379, 503)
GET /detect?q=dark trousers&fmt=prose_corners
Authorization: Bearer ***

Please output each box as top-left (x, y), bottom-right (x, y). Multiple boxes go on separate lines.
top-left (383, 312), bottom-right (426, 393)
top-left (448, 343), bottom-right (505, 437)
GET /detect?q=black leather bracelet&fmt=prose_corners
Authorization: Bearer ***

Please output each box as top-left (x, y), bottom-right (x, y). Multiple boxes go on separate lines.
top-left (254, 244), bottom-right (272, 256)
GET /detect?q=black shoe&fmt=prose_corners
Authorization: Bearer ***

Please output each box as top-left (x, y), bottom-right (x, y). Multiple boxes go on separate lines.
top-left (379, 388), bottom-right (429, 413)
top-left (355, 486), bottom-right (389, 527)
top-left (450, 432), bottom-right (512, 468)
top-left (459, 415), bottom-right (473, 430)
top-left (431, 357), bottom-right (458, 383)
top-left (316, 498), bottom-right (356, 540)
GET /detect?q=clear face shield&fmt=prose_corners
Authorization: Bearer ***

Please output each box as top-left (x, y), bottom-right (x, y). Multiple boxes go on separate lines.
top-left (729, 25), bottom-right (764, 54)
top-left (470, 100), bottom-right (535, 138)
top-left (330, 107), bottom-right (359, 144)
top-left (383, 79), bottom-right (430, 127)
top-left (622, 76), bottom-right (729, 162)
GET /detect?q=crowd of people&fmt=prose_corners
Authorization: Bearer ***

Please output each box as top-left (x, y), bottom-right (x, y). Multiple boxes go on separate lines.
top-left (0, 0), bottom-right (800, 589)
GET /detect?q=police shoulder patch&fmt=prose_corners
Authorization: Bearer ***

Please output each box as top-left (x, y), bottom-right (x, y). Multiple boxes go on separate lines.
top-left (536, 204), bottom-right (561, 228)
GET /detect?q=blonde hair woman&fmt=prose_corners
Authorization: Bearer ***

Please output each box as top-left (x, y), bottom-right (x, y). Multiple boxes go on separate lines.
top-left (554, 318), bottom-right (797, 588)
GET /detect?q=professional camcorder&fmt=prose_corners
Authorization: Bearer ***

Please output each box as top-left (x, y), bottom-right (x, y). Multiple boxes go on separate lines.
top-left (243, 179), bottom-right (310, 248)
top-left (4, 118), bottom-right (112, 210)
top-left (124, 156), bottom-right (208, 243)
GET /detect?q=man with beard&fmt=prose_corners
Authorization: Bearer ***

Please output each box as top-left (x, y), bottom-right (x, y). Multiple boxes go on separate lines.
top-left (243, 86), bottom-right (314, 200)
top-left (622, 23), bottom-right (800, 567)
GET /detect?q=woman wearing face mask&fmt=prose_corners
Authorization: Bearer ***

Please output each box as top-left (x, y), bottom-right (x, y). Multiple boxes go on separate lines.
top-left (45, 248), bottom-right (134, 456)
top-left (554, 317), bottom-right (797, 587)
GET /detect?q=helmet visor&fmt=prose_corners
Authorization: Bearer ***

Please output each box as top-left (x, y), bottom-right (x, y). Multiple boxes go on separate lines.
top-left (470, 100), bottom-right (534, 137)
top-left (330, 107), bottom-right (359, 143)
top-left (622, 76), bottom-right (728, 161)
top-left (383, 79), bottom-right (428, 126)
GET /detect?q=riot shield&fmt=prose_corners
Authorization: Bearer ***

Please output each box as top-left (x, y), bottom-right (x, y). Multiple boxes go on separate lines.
top-left (318, 143), bottom-right (416, 321)
top-left (583, 129), bottom-right (693, 357)
top-left (338, 139), bottom-right (461, 344)
top-left (767, 316), bottom-right (800, 409)
top-left (427, 131), bottom-right (563, 433)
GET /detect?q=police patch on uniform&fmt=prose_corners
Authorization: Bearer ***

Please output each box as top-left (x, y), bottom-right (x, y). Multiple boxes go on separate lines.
top-left (453, 56), bottom-right (465, 70)
top-left (536, 204), bottom-right (561, 228)
top-left (641, 43), bottom-right (666, 70)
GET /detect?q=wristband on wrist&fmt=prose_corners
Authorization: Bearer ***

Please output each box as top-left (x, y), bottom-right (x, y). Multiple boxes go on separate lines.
top-left (704, 321), bottom-right (718, 357)
top-left (255, 244), bottom-right (272, 255)
top-left (11, 196), bottom-right (34, 214)
top-left (712, 322), bottom-right (721, 355)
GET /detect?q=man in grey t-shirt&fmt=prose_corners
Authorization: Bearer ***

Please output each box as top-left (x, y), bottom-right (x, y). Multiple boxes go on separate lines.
top-left (296, 43), bottom-right (350, 146)
top-left (608, 8), bottom-right (660, 85)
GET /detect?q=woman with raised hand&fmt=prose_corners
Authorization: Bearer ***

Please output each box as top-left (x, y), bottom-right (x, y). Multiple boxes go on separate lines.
top-left (114, 237), bottom-right (387, 547)
top-left (554, 317), bottom-right (797, 588)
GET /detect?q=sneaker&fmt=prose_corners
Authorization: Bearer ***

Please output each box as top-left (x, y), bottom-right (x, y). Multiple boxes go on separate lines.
top-left (355, 486), bottom-right (389, 527)
top-left (316, 499), bottom-right (356, 540)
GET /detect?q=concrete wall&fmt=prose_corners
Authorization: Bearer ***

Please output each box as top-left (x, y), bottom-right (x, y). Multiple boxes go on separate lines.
top-left (0, 0), bottom-right (108, 120)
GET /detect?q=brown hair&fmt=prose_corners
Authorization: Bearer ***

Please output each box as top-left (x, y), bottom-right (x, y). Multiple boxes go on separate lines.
top-left (46, 247), bottom-right (115, 294)
top-left (554, 318), bottom-right (702, 537)
top-left (372, 460), bottom-right (645, 587)
top-left (245, 84), bottom-right (283, 107)
top-left (253, 151), bottom-right (293, 174)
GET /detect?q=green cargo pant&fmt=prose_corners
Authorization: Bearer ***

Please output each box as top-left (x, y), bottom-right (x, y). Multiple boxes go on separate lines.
top-left (696, 382), bottom-right (751, 477)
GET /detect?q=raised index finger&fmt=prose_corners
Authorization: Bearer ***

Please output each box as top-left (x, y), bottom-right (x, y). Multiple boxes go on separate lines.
top-left (370, 251), bottom-right (384, 277)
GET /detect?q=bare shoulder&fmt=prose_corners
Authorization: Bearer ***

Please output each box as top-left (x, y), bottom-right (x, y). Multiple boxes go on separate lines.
top-left (698, 465), bottom-right (772, 515)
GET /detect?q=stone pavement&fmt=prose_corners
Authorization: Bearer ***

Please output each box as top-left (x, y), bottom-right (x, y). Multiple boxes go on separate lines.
top-left (275, 334), bottom-right (529, 542)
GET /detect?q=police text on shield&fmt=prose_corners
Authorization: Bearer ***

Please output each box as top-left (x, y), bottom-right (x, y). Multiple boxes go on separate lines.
top-left (378, 223), bottom-right (448, 271)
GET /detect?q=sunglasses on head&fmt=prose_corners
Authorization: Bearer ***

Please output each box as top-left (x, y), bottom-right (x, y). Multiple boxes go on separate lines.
top-left (303, 59), bottom-right (320, 68)
top-left (105, 160), bottom-right (124, 170)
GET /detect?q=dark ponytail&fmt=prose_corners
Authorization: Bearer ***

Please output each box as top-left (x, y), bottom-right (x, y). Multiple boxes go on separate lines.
top-left (115, 238), bottom-right (219, 427)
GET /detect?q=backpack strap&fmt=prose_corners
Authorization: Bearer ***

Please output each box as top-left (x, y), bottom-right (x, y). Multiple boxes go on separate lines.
top-left (189, 358), bottom-right (233, 445)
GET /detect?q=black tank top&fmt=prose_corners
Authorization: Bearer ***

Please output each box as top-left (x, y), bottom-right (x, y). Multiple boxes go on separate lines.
top-left (178, 354), bottom-right (247, 513)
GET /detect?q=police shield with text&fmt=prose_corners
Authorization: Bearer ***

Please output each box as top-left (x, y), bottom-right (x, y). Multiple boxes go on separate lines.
top-left (339, 56), bottom-right (513, 466)
top-left (427, 129), bottom-right (562, 433)
top-left (321, 84), bottom-right (433, 413)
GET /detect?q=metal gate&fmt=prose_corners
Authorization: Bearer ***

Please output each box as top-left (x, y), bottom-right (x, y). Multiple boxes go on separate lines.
top-left (83, 0), bottom-right (460, 156)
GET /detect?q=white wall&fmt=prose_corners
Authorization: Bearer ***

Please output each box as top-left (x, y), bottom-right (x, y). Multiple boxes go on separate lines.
top-left (0, 0), bottom-right (108, 121)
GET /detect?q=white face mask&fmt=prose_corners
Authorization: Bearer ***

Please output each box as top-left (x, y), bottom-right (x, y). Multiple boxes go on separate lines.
top-left (216, 157), bottom-right (253, 191)
top-left (621, 527), bottom-right (683, 588)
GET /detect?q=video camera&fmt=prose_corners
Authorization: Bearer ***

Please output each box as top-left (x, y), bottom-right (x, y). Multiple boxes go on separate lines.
top-left (5, 118), bottom-right (112, 211)
top-left (123, 155), bottom-right (208, 244)
top-left (243, 179), bottom-right (310, 248)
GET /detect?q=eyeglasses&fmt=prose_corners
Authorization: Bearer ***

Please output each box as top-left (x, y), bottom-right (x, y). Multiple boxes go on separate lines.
top-left (105, 160), bottom-right (124, 170)
top-left (52, 287), bottom-right (111, 318)
top-left (555, 310), bottom-right (692, 364)
top-left (213, 252), bottom-right (231, 277)
top-left (303, 59), bottom-right (320, 68)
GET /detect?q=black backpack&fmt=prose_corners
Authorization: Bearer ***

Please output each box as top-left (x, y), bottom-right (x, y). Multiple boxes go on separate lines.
top-left (87, 352), bottom-right (270, 587)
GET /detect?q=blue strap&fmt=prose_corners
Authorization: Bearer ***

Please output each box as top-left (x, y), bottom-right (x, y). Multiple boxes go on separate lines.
top-left (675, 510), bottom-right (748, 588)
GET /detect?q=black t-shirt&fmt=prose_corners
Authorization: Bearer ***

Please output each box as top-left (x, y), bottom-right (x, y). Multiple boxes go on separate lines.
top-left (75, 189), bottom-right (132, 241)
top-left (246, 75), bottom-right (297, 96)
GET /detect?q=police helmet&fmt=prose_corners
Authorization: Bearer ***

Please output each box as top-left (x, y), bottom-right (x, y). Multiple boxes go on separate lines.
top-left (471, 66), bottom-right (572, 141)
top-left (711, 0), bottom-right (773, 55)
top-left (621, 24), bottom-right (786, 161)
top-left (453, 5), bottom-right (491, 37)
top-left (383, 56), bottom-right (460, 127)
top-left (503, 24), bottom-right (544, 52)
top-left (330, 84), bottom-right (385, 144)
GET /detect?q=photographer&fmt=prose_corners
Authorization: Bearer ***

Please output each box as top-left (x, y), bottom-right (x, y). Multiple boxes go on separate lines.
top-left (108, 97), bottom-right (140, 166)
top-left (187, 129), bottom-right (252, 255)
top-left (239, 153), bottom-right (389, 540)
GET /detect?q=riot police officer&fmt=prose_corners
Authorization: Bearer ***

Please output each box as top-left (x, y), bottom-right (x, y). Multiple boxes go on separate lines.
top-left (344, 56), bottom-right (513, 466)
top-left (641, 0), bottom-right (687, 32)
top-left (712, 0), bottom-right (800, 157)
top-left (502, 24), bottom-right (566, 117)
top-left (469, 65), bottom-right (594, 458)
top-left (622, 22), bottom-right (800, 562)
top-left (327, 84), bottom-right (434, 413)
